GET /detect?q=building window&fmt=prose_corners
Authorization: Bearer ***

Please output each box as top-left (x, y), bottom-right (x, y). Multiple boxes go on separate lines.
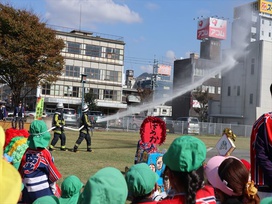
top-left (217, 87), bottom-right (221, 94)
top-left (85, 45), bottom-right (102, 57)
top-left (250, 93), bottom-right (253, 104)
top-left (65, 65), bottom-right (80, 77)
top-left (54, 85), bottom-right (60, 96)
top-left (208, 86), bottom-right (215, 94)
top-left (72, 87), bottom-right (79, 97)
top-left (42, 84), bottom-right (50, 95)
top-left (262, 30), bottom-right (264, 36)
top-left (105, 70), bottom-right (121, 82)
top-left (64, 86), bottom-right (72, 97)
top-left (262, 19), bottom-right (264, 24)
top-left (84, 67), bottom-right (100, 80)
top-left (227, 86), bottom-right (231, 96)
top-left (237, 86), bottom-right (240, 96)
top-left (67, 41), bottom-right (81, 54)
top-left (103, 89), bottom-right (119, 100)
top-left (89, 88), bottom-right (100, 99)
top-left (105, 47), bottom-right (121, 60)
top-left (269, 32), bottom-right (271, 37)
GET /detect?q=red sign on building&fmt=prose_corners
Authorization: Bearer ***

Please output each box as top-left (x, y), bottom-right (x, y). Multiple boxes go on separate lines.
top-left (197, 17), bottom-right (227, 40)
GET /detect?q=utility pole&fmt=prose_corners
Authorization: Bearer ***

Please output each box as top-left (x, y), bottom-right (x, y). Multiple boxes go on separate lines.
top-left (152, 59), bottom-right (158, 101)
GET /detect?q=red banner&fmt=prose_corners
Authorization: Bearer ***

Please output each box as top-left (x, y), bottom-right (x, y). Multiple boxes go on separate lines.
top-left (140, 116), bottom-right (166, 145)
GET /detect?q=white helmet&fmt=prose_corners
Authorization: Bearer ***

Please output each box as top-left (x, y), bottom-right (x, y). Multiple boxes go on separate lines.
top-left (82, 104), bottom-right (89, 113)
top-left (56, 103), bottom-right (64, 109)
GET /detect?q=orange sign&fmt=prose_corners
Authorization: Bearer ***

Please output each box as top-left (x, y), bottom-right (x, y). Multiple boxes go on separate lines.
top-left (260, 0), bottom-right (272, 15)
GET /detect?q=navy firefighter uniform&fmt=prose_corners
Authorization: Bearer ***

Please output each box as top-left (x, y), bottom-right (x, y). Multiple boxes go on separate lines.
top-left (49, 103), bottom-right (67, 151)
top-left (72, 104), bottom-right (92, 152)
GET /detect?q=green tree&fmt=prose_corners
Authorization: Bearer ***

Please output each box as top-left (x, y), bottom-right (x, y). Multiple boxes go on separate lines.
top-left (84, 91), bottom-right (98, 111)
top-left (0, 4), bottom-right (65, 107)
top-left (192, 87), bottom-right (212, 122)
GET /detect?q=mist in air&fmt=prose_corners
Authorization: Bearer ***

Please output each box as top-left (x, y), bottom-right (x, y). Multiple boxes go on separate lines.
top-left (99, 5), bottom-right (250, 123)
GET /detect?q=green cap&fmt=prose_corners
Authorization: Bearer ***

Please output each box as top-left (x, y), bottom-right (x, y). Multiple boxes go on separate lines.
top-left (59, 175), bottom-right (83, 204)
top-left (163, 136), bottom-right (206, 172)
top-left (27, 120), bottom-right (51, 149)
top-left (78, 167), bottom-right (128, 204)
top-left (261, 197), bottom-right (272, 204)
top-left (33, 195), bottom-right (60, 204)
top-left (125, 163), bottom-right (159, 197)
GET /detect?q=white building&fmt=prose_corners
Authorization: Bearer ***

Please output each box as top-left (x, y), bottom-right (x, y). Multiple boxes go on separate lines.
top-left (41, 28), bottom-right (127, 115)
top-left (213, 0), bottom-right (272, 125)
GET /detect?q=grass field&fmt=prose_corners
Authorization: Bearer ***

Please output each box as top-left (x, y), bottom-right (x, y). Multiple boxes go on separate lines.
top-left (52, 129), bottom-right (250, 188)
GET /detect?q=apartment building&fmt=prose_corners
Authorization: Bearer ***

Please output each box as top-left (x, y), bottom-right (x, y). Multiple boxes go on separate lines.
top-left (216, 0), bottom-right (272, 125)
top-left (41, 28), bottom-right (127, 115)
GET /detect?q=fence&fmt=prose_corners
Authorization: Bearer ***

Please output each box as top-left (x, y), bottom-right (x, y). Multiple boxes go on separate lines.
top-left (198, 122), bottom-right (253, 137)
top-left (7, 116), bottom-right (253, 138)
top-left (98, 118), bottom-right (253, 138)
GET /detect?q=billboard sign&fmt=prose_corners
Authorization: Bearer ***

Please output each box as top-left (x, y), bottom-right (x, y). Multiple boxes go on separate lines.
top-left (197, 17), bottom-right (227, 40)
top-left (197, 18), bottom-right (210, 39)
top-left (259, 0), bottom-right (272, 15)
top-left (157, 64), bottom-right (171, 76)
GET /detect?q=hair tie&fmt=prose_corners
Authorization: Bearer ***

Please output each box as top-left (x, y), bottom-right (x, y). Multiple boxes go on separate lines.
top-left (246, 181), bottom-right (257, 199)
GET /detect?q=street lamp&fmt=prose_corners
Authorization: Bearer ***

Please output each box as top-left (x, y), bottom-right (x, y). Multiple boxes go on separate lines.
top-left (81, 74), bottom-right (87, 111)
top-left (67, 86), bottom-right (71, 108)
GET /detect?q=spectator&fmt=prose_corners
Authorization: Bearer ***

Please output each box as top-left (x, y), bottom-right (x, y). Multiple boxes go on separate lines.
top-left (77, 167), bottom-right (128, 204)
top-left (158, 136), bottom-right (216, 204)
top-left (0, 126), bottom-right (22, 203)
top-left (32, 195), bottom-right (60, 204)
top-left (59, 175), bottom-right (84, 204)
top-left (205, 155), bottom-right (260, 204)
top-left (49, 102), bottom-right (67, 151)
top-left (260, 197), bottom-right (272, 204)
top-left (13, 101), bottom-right (25, 129)
top-left (134, 139), bottom-right (157, 164)
top-left (0, 103), bottom-right (7, 120)
top-left (241, 158), bottom-right (251, 181)
top-left (125, 163), bottom-right (159, 203)
top-left (250, 83), bottom-right (272, 200)
top-left (19, 120), bottom-right (62, 203)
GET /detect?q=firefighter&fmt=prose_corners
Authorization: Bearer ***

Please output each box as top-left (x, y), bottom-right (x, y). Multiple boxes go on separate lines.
top-left (49, 103), bottom-right (67, 151)
top-left (72, 104), bottom-right (92, 152)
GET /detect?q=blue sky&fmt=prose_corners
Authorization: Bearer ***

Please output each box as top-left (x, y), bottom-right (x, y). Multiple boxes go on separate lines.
top-left (3, 0), bottom-right (253, 77)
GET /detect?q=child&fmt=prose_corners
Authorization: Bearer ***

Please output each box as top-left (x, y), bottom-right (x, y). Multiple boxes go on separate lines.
top-left (125, 163), bottom-right (159, 203)
top-left (19, 120), bottom-right (62, 203)
top-left (205, 156), bottom-right (260, 204)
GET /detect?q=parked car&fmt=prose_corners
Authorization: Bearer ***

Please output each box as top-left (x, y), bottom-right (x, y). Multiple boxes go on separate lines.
top-left (5, 112), bottom-right (27, 122)
top-left (25, 111), bottom-right (47, 118)
top-left (129, 115), bottom-right (146, 129)
top-left (155, 116), bottom-right (175, 133)
top-left (87, 111), bottom-right (107, 128)
top-left (63, 108), bottom-right (78, 127)
top-left (174, 117), bottom-right (200, 134)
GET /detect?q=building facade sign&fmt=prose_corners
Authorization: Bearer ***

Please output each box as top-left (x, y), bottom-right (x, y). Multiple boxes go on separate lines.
top-left (157, 64), bottom-right (171, 76)
top-left (259, 0), bottom-right (272, 14)
top-left (197, 17), bottom-right (227, 40)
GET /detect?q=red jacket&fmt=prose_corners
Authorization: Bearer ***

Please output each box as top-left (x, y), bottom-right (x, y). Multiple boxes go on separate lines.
top-left (158, 185), bottom-right (216, 204)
